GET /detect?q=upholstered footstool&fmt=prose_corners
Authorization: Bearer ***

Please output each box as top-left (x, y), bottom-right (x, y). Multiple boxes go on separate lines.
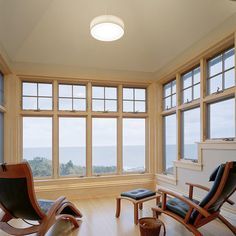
top-left (115, 188), bottom-right (161, 224)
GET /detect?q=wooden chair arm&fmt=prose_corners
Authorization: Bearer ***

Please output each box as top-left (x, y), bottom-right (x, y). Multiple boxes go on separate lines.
top-left (158, 187), bottom-right (210, 218)
top-left (46, 196), bottom-right (66, 217)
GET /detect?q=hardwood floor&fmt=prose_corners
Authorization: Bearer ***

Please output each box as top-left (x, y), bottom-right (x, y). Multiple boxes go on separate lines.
top-left (1, 197), bottom-right (235, 236)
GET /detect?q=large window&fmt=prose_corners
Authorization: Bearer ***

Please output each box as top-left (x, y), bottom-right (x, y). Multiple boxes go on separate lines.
top-left (59, 118), bottom-right (86, 176)
top-left (182, 107), bottom-right (200, 160)
top-left (0, 72), bottom-right (4, 106)
top-left (58, 84), bottom-right (86, 111)
top-left (163, 114), bottom-right (176, 174)
top-left (181, 67), bottom-right (200, 104)
top-left (208, 98), bottom-right (235, 139)
top-left (92, 118), bottom-right (117, 175)
top-left (22, 82), bottom-right (53, 110)
top-left (123, 88), bottom-right (146, 112)
top-left (92, 86), bottom-right (117, 112)
top-left (0, 112), bottom-right (3, 163)
top-left (163, 80), bottom-right (176, 110)
top-left (23, 117), bottom-right (52, 177)
top-left (123, 118), bottom-right (145, 172)
top-left (207, 48), bottom-right (235, 94)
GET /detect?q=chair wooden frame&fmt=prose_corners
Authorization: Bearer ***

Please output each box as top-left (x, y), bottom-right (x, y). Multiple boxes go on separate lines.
top-left (152, 162), bottom-right (236, 236)
top-left (0, 162), bottom-right (82, 236)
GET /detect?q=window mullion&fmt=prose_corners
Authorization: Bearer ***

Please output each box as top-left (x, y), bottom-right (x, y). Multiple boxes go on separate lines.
top-left (87, 82), bottom-right (92, 177)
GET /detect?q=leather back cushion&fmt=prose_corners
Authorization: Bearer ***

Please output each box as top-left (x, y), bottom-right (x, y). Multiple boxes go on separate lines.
top-left (0, 178), bottom-right (41, 220)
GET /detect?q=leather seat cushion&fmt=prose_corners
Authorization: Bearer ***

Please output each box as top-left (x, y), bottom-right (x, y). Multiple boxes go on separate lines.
top-left (121, 188), bottom-right (155, 200)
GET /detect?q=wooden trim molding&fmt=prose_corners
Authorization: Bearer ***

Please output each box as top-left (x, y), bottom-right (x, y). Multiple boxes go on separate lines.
top-left (156, 173), bottom-right (177, 186)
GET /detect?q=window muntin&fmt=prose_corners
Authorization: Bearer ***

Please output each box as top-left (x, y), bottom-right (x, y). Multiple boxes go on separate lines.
top-left (163, 80), bottom-right (176, 110)
top-left (181, 67), bottom-right (200, 104)
top-left (22, 82), bottom-right (53, 110)
top-left (207, 48), bottom-right (235, 94)
top-left (123, 88), bottom-right (146, 112)
top-left (123, 118), bottom-right (146, 172)
top-left (23, 117), bottom-right (52, 177)
top-left (0, 112), bottom-right (3, 163)
top-left (0, 73), bottom-right (4, 106)
top-left (208, 98), bottom-right (235, 139)
top-left (92, 86), bottom-right (117, 112)
top-left (92, 118), bottom-right (117, 175)
top-left (182, 107), bottom-right (200, 160)
top-left (58, 84), bottom-right (86, 111)
top-left (163, 114), bottom-right (176, 174)
top-left (59, 118), bottom-right (86, 176)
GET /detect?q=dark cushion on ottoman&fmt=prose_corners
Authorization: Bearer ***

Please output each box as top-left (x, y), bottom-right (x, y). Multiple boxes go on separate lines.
top-left (121, 188), bottom-right (155, 200)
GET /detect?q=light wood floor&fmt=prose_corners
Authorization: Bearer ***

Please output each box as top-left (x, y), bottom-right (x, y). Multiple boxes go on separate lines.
top-left (1, 197), bottom-right (235, 236)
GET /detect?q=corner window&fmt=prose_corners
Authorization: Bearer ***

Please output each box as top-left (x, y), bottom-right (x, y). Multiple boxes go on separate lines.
top-left (207, 48), bottom-right (235, 94)
top-left (163, 80), bottom-right (176, 110)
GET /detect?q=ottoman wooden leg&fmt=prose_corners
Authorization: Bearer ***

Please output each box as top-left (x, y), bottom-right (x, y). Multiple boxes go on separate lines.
top-left (139, 203), bottom-right (143, 210)
top-left (116, 198), bottom-right (121, 218)
top-left (134, 203), bottom-right (139, 225)
top-left (156, 196), bottom-right (160, 205)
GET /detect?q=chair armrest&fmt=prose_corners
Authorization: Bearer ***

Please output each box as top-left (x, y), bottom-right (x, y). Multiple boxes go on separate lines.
top-left (158, 187), bottom-right (210, 218)
top-left (46, 196), bottom-right (66, 217)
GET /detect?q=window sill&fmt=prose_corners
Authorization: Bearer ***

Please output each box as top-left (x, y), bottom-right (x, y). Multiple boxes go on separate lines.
top-left (173, 160), bottom-right (202, 171)
top-left (156, 173), bottom-right (177, 185)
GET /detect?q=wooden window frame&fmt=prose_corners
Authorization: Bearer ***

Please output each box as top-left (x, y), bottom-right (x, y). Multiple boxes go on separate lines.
top-left (162, 79), bottom-right (176, 110)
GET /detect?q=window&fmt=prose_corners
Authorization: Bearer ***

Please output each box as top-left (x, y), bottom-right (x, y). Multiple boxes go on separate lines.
top-left (23, 117), bottom-right (52, 177)
top-left (163, 80), bottom-right (176, 110)
top-left (0, 72), bottom-right (4, 106)
top-left (182, 107), bottom-right (200, 160)
top-left (92, 118), bottom-right (117, 174)
top-left (208, 98), bottom-right (235, 139)
top-left (123, 88), bottom-right (146, 112)
top-left (163, 114), bottom-right (176, 174)
top-left (59, 118), bottom-right (86, 176)
top-left (58, 84), bottom-right (86, 111)
top-left (123, 118), bottom-right (145, 172)
top-left (22, 82), bottom-right (53, 110)
top-left (92, 86), bottom-right (117, 112)
top-left (0, 112), bottom-right (3, 163)
top-left (181, 67), bottom-right (200, 104)
top-left (207, 48), bottom-right (235, 94)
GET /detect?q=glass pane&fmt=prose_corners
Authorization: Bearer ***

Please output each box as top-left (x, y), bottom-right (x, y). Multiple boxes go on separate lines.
top-left (164, 97), bottom-right (171, 110)
top-left (135, 88), bottom-right (146, 100)
top-left (105, 87), bottom-right (117, 99)
top-left (38, 98), bottom-right (52, 110)
top-left (208, 98), bottom-right (235, 139)
top-left (92, 86), bottom-right (104, 99)
top-left (123, 88), bottom-right (133, 100)
top-left (105, 100), bottom-right (117, 112)
top-left (193, 67), bottom-right (200, 84)
top-left (73, 99), bottom-right (86, 111)
top-left (182, 71), bottom-right (192, 89)
top-left (208, 55), bottom-right (222, 77)
top-left (172, 80), bottom-right (176, 94)
top-left (23, 97), bottom-right (37, 110)
top-left (224, 68), bottom-right (235, 89)
top-left (59, 85), bottom-right (72, 98)
top-left (23, 117), bottom-right (52, 177)
top-left (208, 74), bottom-right (223, 94)
top-left (163, 83), bottom-right (171, 97)
top-left (0, 113), bottom-right (3, 163)
top-left (73, 85), bottom-right (86, 98)
top-left (92, 118), bottom-right (117, 174)
top-left (0, 74), bottom-right (4, 106)
top-left (59, 118), bottom-right (86, 176)
top-left (92, 99), bottom-right (104, 111)
top-left (23, 82), bottom-right (37, 96)
top-left (183, 88), bottom-right (192, 103)
top-left (38, 83), bottom-right (52, 97)
top-left (164, 114), bottom-right (176, 174)
top-left (224, 48), bottom-right (235, 70)
top-left (59, 98), bottom-right (72, 110)
top-left (123, 101), bottom-right (133, 112)
top-left (193, 84), bottom-right (200, 100)
top-left (172, 94), bottom-right (176, 107)
top-left (135, 101), bottom-right (146, 112)
top-left (182, 108), bottom-right (200, 160)
top-left (123, 118), bottom-right (145, 172)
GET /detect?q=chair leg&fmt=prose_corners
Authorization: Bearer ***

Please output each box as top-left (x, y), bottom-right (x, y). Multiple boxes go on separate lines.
top-left (218, 214), bottom-right (236, 235)
top-left (134, 203), bottom-right (139, 225)
top-left (115, 198), bottom-right (121, 218)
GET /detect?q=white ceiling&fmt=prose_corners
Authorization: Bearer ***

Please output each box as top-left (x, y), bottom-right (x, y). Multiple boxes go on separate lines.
top-left (0, 0), bottom-right (236, 74)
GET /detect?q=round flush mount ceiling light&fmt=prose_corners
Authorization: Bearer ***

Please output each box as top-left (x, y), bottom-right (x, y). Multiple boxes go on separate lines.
top-left (90, 15), bottom-right (124, 42)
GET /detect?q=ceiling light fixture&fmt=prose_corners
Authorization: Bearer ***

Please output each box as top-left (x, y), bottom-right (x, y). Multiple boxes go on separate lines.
top-left (90, 15), bottom-right (124, 42)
